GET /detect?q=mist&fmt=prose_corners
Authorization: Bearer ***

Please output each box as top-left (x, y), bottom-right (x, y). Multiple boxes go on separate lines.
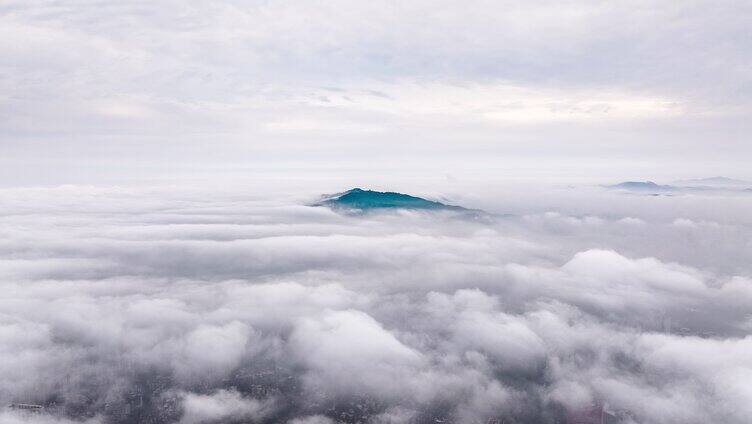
top-left (1, 183), bottom-right (750, 423)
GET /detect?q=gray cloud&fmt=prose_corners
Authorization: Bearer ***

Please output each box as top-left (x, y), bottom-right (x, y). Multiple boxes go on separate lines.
top-left (0, 184), bottom-right (750, 423)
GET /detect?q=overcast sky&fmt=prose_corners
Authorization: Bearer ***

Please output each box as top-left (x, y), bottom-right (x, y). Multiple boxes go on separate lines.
top-left (1, 1), bottom-right (751, 184)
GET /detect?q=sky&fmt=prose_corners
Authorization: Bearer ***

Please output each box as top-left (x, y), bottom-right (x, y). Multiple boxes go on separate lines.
top-left (1, 0), bottom-right (751, 185)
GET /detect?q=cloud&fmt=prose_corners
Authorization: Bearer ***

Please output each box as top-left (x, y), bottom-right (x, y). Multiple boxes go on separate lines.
top-left (287, 415), bottom-right (334, 424)
top-left (0, 184), bottom-right (750, 423)
top-left (289, 309), bottom-right (423, 400)
top-left (178, 390), bottom-right (275, 424)
top-left (0, 411), bottom-right (102, 424)
top-left (173, 321), bottom-right (253, 383)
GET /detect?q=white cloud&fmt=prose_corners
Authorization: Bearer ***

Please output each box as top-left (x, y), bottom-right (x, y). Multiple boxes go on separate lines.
top-left (178, 389), bottom-right (275, 424)
top-left (287, 415), bottom-right (334, 424)
top-left (289, 309), bottom-right (423, 400)
top-left (297, 81), bottom-right (683, 125)
top-left (0, 174), bottom-right (750, 423)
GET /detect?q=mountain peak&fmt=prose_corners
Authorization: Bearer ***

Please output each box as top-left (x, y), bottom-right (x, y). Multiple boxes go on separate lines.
top-left (608, 181), bottom-right (675, 192)
top-left (316, 188), bottom-right (466, 211)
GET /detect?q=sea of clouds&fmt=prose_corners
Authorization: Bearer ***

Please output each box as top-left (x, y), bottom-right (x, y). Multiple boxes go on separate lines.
top-left (1, 183), bottom-right (751, 423)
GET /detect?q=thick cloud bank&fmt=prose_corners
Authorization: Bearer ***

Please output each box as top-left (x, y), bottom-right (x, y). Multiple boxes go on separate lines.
top-left (1, 185), bottom-right (751, 423)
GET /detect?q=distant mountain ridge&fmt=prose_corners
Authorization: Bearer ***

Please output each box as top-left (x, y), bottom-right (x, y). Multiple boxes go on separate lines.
top-left (316, 188), bottom-right (468, 211)
top-left (607, 177), bottom-right (752, 194)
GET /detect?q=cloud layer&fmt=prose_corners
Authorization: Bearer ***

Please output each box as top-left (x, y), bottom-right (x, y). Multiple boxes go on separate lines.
top-left (1, 184), bottom-right (751, 423)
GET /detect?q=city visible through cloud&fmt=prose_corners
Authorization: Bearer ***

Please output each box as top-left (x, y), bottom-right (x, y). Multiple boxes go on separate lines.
top-left (1, 1), bottom-right (751, 424)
